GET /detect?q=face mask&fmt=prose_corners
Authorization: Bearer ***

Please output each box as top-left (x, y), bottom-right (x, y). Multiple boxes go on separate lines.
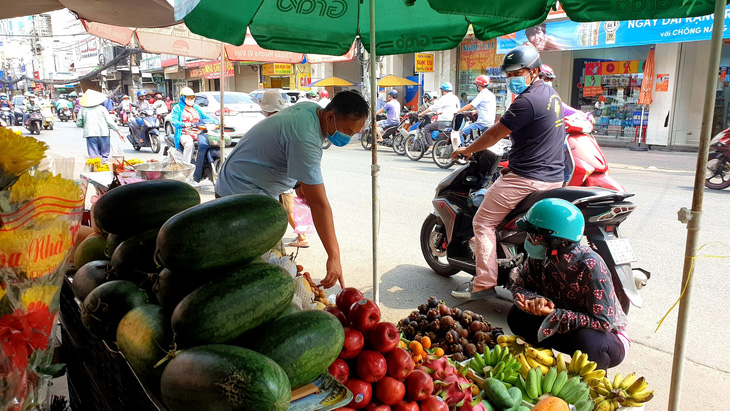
top-left (327, 115), bottom-right (351, 147)
top-left (184, 97), bottom-right (194, 106)
top-left (524, 238), bottom-right (547, 260)
top-left (508, 76), bottom-right (529, 95)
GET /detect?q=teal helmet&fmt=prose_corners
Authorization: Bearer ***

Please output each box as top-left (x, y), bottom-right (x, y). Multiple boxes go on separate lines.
top-left (516, 198), bottom-right (584, 242)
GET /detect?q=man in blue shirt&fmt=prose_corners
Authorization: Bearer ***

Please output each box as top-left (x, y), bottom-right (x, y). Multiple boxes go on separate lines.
top-left (451, 46), bottom-right (565, 300)
top-left (454, 75), bottom-right (496, 144)
top-left (216, 90), bottom-right (369, 289)
top-left (374, 89), bottom-right (400, 142)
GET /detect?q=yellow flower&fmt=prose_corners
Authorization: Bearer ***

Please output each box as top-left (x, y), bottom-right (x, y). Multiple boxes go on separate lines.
top-left (9, 171), bottom-right (84, 206)
top-left (20, 284), bottom-right (59, 309)
top-left (0, 127), bottom-right (48, 174)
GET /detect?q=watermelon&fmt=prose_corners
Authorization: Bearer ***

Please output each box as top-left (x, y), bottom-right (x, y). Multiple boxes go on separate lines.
top-left (117, 304), bottom-right (173, 390)
top-left (72, 260), bottom-right (110, 301)
top-left (73, 234), bottom-right (107, 269)
top-left (153, 268), bottom-right (210, 310)
top-left (160, 344), bottom-right (290, 411)
top-left (110, 229), bottom-right (160, 284)
top-left (105, 233), bottom-right (126, 258)
top-left (82, 280), bottom-right (149, 340)
top-left (250, 310), bottom-right (345, 388)
top-left (171, 263), bottom-right (294, 346)
top-left (155, 194), bottom-right (287, 274)
top-left (94, 180), bottom-right (200, 237)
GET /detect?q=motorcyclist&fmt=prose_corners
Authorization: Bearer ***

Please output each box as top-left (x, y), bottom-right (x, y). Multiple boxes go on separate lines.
top-left (454, 75), bottom-right (496, 144)
top-left (508, 198), bottom-right (629, 369)
top-left (450, 46), bottom-right (566, 300)
top-left (0, 93), bottom-right (13, 109)
top-left (317, 90), bottom-right (331, 108)
top-left (55, 96), bottom-right (73, 112)
top-left (23, 94), bottom-right (41, 126)
top-left (374, 89), bottom-right (401, 142)
top-left (120, 95), bottom-right (131, 112)
top-left (153, 93), bottom-right (169, 116)
top-left (418, 82), bottom-right (460, 153)
top-left (132, 90), bottom-right (151, 113)
top-left (170, 87), bottom-right (217, 165)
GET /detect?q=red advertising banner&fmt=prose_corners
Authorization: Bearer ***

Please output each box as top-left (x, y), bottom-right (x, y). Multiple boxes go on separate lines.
top-left (203, 61), bottom-right (234, 79)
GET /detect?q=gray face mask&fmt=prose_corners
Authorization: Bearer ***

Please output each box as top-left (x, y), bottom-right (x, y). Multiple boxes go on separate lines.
top-left (524, 238), bottom-right (547, 260)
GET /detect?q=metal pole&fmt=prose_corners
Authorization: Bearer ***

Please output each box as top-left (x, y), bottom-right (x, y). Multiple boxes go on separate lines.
top-left (219, 42), bottom-right (226, 163)
top-left (667, 0), bottom-right (725, 408)
top-left (368, 0), bottom-right (380, 306)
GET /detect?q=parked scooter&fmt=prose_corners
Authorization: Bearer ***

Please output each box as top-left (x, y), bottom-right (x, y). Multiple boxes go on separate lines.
top-left (163, 123), bottom-right (230, 183)
top-left (41, 103), bottom-right (54, 130)
top-left (563, 113), bottom-right (624, 191)
top-left (24, 108), bottom-right (44, 135)
top-left (127, 108), bottom-right (160, 153)
top-left (420, 141), bottom-right (649, 313)
top-left (705, 127), bottom-right (730, 189)
top-left (58, 107), bottom-right (73, 122)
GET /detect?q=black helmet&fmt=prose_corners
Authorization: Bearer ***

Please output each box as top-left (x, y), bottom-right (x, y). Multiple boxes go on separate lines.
top-left (423, 92), bottom-right (432, 101)
top-left (501, 46), bottom-right (542, 73)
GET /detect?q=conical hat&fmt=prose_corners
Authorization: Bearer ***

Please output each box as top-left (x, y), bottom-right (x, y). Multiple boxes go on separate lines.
top-left (79, 89), bottom-right (108, 107)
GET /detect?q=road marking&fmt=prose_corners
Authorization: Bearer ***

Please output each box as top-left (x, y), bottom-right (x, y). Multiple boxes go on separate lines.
top-left (610, 163), bottom-right (694, 174)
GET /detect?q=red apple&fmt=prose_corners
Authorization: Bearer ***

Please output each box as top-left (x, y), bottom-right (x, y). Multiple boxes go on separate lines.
top-left (337, 287), bottom-right (364, 316)
top-left (325, 306), bottom-right (349, 326)
top-left (375, 376), bottom-right (406, 406)
top-left (392, 401), bottom-right (419, 411)
top-left (370, 322), bottom-right (400, 353)
top-left (356, 350), bottom-right (387, 383)
top-left (419, 396), bottom-right (448, 411)
top-left (346, 379), bottom-right (372, 410)
top-left (385, 348), bottom-right (415, 380)
top-left (349, 299), bottom-right (381, 333)
top-left (405, 369), bottom-right (434, 402)
top-left (328, 358), bottom-right (350, 384)
top-left (364, 403), bottom-right (391, 411)
top-left (333, 408), bottom-right (357, 411)
top-left (340, 327), bottom-right (365, 359)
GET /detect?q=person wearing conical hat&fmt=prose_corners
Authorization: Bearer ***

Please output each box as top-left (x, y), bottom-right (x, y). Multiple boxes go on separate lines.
top-left (76, 89), bottom-right (124, 162)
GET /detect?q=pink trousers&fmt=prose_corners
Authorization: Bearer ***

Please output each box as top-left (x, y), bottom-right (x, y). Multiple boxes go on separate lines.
top-left (472, 172), bottom-right (563, 290)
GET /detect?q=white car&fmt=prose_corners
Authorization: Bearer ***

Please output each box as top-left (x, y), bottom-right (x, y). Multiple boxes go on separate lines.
top-left (249, 89), bottom-right (309, 106)
top-left (164, 91), bottom-right (264, 144)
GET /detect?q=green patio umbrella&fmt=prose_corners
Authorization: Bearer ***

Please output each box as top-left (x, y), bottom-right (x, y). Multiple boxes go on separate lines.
top-left (176, 2), bottom-right (728, 406)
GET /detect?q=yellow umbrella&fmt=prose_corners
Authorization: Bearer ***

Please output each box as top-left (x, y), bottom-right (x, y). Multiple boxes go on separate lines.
top-left (377, 75), bottom-right (420, 87)
top-left (308, 76), bottom-right (355, 87)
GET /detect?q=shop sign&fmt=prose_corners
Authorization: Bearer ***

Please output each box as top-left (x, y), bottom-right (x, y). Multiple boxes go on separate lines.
top-left (498, 6), bottom-right (730, 53)
top-left (202, 61), bottom-right (234, 79)
top-left (262, 63), bottom-right (292, 76)
top-left (415, 53), bottom-right (434, 72)
top-left (583, 86), bottom-right (604, 97)
top-left (141, 55), bottom-right (162, 72)
top-left (189, 67), bottom-right (204, 78)
top-left (298, 73), bottom-right (312, 89)
top-left (655, 74), bottom-right (670, 92)
top-left (460, 37), bottom-right (504, 71)
top-left (632, 110), bottom-right (649, 126)
top-left (152, 73), bottom-right (165, 85)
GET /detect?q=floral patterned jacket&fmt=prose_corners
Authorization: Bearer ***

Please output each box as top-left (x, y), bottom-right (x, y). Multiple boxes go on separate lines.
top-left (510, 243), bottom-right (627, 342)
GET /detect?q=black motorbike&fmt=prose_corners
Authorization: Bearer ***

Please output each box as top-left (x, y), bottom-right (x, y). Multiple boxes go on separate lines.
top-left (0, 107), bottom-right (13, 127)
top-left (163, 123), bottom-right (228, 184)
top-left (25, 108), bottom-right (43, 135)
top-left (419, 150), bottom-right (649, 313)
top-left (58, 107), bottom-right (72, 122)
top-left (404, 115), bottom-right (450, 161)
top-left (127, 108), bottom-right (161, 153)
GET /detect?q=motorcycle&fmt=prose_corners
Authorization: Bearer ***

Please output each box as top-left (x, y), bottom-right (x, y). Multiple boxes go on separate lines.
top-left (564, 114), bottom-right (624, 191)
top-left (432, 113), bottom-right (481, 169)
top-left (58, 107), bottom-right (73, 122)
top-left (163, 123), bottom-right (230, 183)
top-left (705, 127), bottom-right (730, 190)
top-left (420, 140), bottom-right (649, 314)
top-left (0, 107), bottom-right (13, 127)
top-left (41, 103), bottom-right (54, 130)
top-left (25, 108), bottom-right (43, 135)
top-left (361, 113), bottom-right (405, 152)
top-left (127, 109), bottom-right (161, 153)
top-left (404, 115), bottom-right (450, 161)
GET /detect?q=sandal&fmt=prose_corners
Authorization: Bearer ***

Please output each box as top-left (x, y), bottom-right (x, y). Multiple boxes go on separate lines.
top-left (288, 240), bottom-right (310, 248)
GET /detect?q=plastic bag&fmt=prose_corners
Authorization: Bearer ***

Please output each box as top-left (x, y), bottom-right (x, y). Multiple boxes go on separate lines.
top-left (110, 131), bottom-right (125, 157)
top-left (293, 197), bottom-right (315, 234)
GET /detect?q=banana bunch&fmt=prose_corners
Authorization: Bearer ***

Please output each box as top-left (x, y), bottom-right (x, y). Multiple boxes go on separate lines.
top-left (562, 350), bottom-right (606, 386)
top-left (496, 334), bottom-right (530, 355)
top-left (520, 346), bottom-right (555, 376)
top-left (518, 367), bottom-right (593, 408)
top-left (469, 344), bottom-right (522, 386)
top-left (592, 372), bottom-right (654, 410)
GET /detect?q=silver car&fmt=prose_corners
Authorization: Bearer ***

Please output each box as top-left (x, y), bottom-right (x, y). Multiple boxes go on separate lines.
top-left (249, 89), bottom-right (309, 106)
top-left (164, 91), bottom-right (264, 144)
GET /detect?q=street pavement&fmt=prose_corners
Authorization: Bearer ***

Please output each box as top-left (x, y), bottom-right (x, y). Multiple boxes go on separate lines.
top-left (24, 121), bottom-right (730, 410)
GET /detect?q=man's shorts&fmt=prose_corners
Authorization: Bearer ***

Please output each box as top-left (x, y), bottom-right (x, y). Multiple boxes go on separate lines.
top-left (377, 119), bottom-right (398, 129)
top-left (279, 191), bottom-right (295, 214)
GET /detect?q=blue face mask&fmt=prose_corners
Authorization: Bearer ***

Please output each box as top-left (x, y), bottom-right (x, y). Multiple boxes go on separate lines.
top-left (507, 76), bottom-right (529, 95)
top-left (327, 115), bottom-right (351, 147)
top-left (524, 238), bottom-right (547, 260)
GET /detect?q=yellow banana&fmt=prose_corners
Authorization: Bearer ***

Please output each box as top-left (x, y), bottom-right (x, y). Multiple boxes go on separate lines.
top-left (579, 360), bottom-right (597, 376)
top-left (631, 389), bottom-right (655, 402)
top-left (570, 350), bottom-right (583, 373)
top-left (627, 376), bottom-right (647, 394)
top-left (602, 377), bottom-right (613, 391)
top-left (575, 353), bottom-right (589, 373)
top-left (525, 355), bottom-right (549, 374)
top-left (622, 397), bottom-right (648, 407)
top-left (538, 348), bottom-right (554, 356)
top-left (619, 372), bottom-right (637, 390)
top-left (612, 373), bottom-right (623, 389)
top-left (516, 353), bottom-right (531, 377)
top-left (497, 334), bottom-right (517, 345)
top-left (583, 369), bottom-right (606, 382)
top-left (593, 398), bottom-right (611, 411)
top-left (526, 347), bottom-right (555, 366)
top-left (556, 353), bottom-right (567, 373)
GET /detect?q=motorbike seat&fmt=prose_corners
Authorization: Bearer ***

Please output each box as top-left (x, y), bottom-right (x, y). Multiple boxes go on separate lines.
top-left (506, 186), bottom-right (621, 221)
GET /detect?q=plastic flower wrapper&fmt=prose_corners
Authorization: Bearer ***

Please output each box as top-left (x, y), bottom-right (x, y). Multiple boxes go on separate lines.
top-left (2, 170), bottom-right (85, 220)
top-left (0, 128), bottom-right (48, 190)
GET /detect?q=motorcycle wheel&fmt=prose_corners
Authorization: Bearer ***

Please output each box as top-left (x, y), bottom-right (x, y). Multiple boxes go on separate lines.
top-left (705, 152), bottom-right (730, 189)
top-left (405, 136), bottom-right (425, 161)
top-left (420, 214), bottom-right (460, 277)
top-left (432, 139), bottom-right (456, 169)
top-left (392, 133), bottom-right (407, 156)
top-left (165, 123), bottom-right (174, 137)
top-left (210, 159), bottom-right (221, 184)
top-left (361, 129), bottom-right (372, 150)
top-left (150, 134), bottom-right (161, 153)
top-left (49, 123), bottom-right (53, 130)
top-left (322, 138), bottom-right (332, 149)
top-left (133, 144), bottom-right (141, 151)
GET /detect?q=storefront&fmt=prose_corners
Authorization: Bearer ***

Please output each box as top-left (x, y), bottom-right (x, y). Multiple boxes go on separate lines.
top-left (458, 35), bottom-right (507, 116)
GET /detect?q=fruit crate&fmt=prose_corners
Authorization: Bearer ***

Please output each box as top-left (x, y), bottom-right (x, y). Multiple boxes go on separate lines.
top-left (59, 276), bottom-right (168, 411)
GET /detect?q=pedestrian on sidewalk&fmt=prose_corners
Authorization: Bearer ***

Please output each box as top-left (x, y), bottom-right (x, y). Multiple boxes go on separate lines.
top-left (76, 89), bottom-right (124, 162)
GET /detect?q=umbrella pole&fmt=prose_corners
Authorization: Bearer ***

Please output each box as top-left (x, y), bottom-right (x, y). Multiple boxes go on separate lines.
top-left (368, 0), bottom-right (380, 305)
top-left (219, 41), bottom-right (226, 163)
top-left (667, 0), bottom-right (725, 408)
